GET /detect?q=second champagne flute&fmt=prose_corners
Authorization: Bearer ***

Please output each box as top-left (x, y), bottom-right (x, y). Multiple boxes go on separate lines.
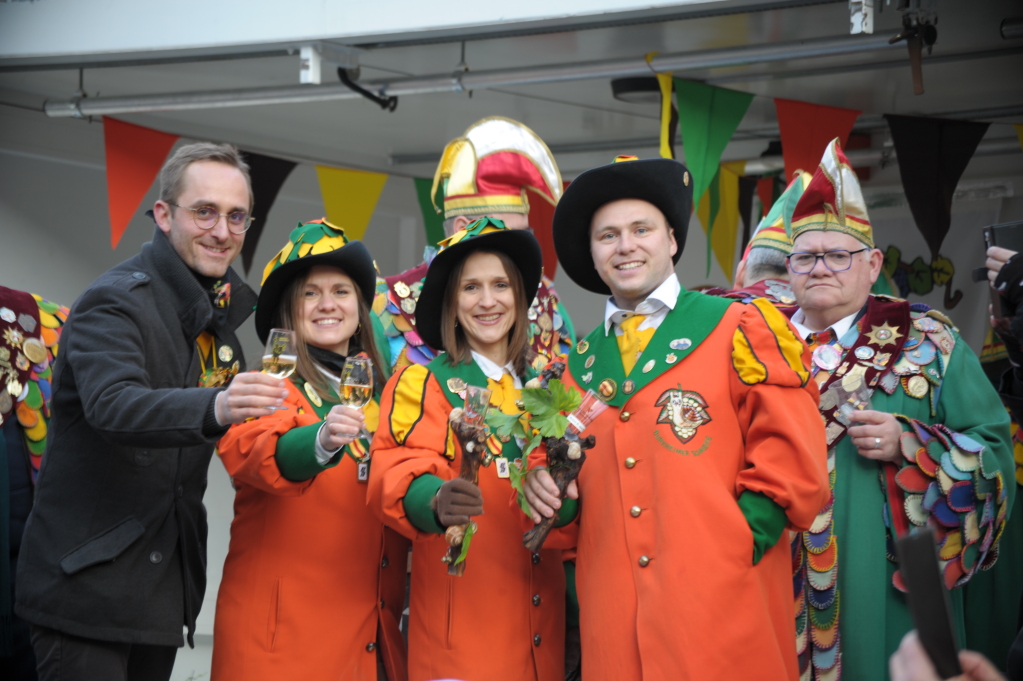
top-left (338, 356), bottom-right (374, 440)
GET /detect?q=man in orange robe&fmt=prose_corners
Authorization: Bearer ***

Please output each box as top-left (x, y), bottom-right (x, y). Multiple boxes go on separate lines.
top-left (524, 156), bottom-right (830, 680)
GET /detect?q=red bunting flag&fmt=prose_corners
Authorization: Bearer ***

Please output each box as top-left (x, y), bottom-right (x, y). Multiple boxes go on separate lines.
top-left (529, 180), bottom-right (569, 281)
top-left (774, 99), bottom-right (861, 184)
top-left (103, 118), bottom-right (179, 249)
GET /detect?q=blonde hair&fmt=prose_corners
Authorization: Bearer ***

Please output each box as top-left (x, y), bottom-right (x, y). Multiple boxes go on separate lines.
top-left (159, 142), bottom-right (253, 210)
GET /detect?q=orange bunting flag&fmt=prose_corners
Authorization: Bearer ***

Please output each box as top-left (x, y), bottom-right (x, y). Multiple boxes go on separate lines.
top-left (103, 118), bottom-right (179, 249)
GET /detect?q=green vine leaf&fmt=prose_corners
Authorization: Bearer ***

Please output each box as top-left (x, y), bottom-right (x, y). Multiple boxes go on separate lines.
top-left (522, 379), bottom-right (583, 438)
top-left (507, 458), bottom-right (534, 517)
top-left (521, 431), bottom-right (543, 460)
top-left (454, 521), bottom-right (477, 566)
top-left (485, 409), bottom-right (527, 441)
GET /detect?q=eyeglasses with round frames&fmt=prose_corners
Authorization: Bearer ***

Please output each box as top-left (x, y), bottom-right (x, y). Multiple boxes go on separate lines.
top-left (787, 248), bottom-right (869, 274)
top-left (169, 203), bottom-right (254, 234)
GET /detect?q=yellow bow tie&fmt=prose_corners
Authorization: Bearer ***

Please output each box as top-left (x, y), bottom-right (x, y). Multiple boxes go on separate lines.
top-left (486, 372), bottom-right (521, 415)
top-left (616, 314), bottom-right (655, 375)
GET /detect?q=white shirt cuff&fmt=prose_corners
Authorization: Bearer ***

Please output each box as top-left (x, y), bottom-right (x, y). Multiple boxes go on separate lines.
top-left (314, 422), bottom-right (343, 465)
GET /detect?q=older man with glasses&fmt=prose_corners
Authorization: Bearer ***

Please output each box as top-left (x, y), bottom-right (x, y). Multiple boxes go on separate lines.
top-left (15, 143), bottom-right (288, 681)
top-left (786, 139), bottom-right (1014, 681)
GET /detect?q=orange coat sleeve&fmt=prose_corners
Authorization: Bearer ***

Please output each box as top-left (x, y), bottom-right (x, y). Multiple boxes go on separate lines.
top-left (729, 298), bottom-right (830, 531)
top-left (368, 365), bottom-right (458, 541)
top-left (216, 380), bottom-right (322, 496)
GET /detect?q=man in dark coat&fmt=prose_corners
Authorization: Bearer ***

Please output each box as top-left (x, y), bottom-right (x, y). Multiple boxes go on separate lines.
top-left (14, 142), bottom-right (290, 681)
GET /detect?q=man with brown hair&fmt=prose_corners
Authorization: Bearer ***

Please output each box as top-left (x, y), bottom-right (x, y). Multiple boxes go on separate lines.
top-left (15, 142), bottom-right (287, 681)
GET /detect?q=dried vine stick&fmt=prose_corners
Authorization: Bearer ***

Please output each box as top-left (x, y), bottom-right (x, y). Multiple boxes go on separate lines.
top-left (443, 409), bottom-right (490, 575)
top-left (523, 434), bottom-right (595, 552)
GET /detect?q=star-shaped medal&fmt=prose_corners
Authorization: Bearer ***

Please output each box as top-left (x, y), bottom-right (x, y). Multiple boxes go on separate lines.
top-left (866, 321), bottom-right (903, 348)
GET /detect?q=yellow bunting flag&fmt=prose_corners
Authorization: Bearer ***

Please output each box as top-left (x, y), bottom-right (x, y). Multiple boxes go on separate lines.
top-left (314, 166), bottom-right (389, 241)
top-left (696, 160), bottom-right (746, 283)
top-left (645, 52), bottom-right (674, 160)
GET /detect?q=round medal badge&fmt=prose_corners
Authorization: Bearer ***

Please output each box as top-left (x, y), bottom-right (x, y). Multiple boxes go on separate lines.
top-left (812, 344), bottom-right (842, 372)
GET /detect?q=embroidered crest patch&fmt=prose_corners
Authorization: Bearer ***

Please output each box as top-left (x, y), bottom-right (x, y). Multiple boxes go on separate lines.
top-left (655, 388), bottom-right (711, 444)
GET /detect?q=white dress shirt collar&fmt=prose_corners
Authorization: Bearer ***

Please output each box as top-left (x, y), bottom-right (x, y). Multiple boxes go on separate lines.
top-left (603, 274), bottom-right (682, 335)
top-left (470, 350), bottom-right (520, 387)
top-left (790, 308), bottom-right (859, 343)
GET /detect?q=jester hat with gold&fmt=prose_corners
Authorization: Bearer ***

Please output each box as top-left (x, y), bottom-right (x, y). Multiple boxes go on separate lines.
top-left (431, 116), bottom-right (563, 219)
top-left (416, 217), bottom-right (542, 350)
top-left (790, 138), bottom-right (874, 248)
top-left (741, 171), bottom-right (813, 260)
top-left (256, 218), bottom-right (375, 343)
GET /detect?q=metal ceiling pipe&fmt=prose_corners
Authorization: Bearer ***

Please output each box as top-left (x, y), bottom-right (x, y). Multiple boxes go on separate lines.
top-left (742, 137), bottom-right (1020, 174)
top-left (44, 33), bottom-right (898, 118)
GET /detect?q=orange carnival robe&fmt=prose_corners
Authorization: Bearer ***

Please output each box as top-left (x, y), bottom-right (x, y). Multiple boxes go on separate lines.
top-left (537, 295), bottom-right (829, 681)
top-left (212, 376), bottom-right (408, 681)
top-left (369, 357), bottom-right (566, 681)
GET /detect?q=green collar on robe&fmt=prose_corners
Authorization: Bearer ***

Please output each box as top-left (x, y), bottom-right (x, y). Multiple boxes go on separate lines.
top-left (289, 374), bottom-right (336, 420)
top-left (427, 353), bottom-right (538, 460)
top-left (568, 289), bottom-right (734, 408)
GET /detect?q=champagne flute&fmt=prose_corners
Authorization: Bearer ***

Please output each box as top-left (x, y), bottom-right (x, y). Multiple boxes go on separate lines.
top-left (338, 356), bottom-right (374, 440)
top-left (262, 329), bottom-right (297, 409)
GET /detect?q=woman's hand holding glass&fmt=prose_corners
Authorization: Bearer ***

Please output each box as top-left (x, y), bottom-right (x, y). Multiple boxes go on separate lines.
top-left (317, 405), bottom-right (367, 451)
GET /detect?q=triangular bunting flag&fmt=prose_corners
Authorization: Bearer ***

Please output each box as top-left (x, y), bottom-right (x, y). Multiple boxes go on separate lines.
top-left (103, 118), bottom-right (179, 249)
top-left (675, 80), bottom-right (754, 212)
top-left (885, 114), bottom-right (990, 259)
top-left (644, 53), bottom-right (677, 160)
top-left (528, 180), bottom-right (569, 281)
top-left (738, 175), bottom-right (758, 252)
top-left (756, 175), bottom-right (778, 220)
top-left (696, 160), bottom-right (746, 281)
top-left (774, 98), bottom-right (860, 183)
top-left (315, 166), bottom-right (389, 241)
top-left (414, 177), bottom-right (446, 247)
top-left (240, 151), bottom-right (297, 275)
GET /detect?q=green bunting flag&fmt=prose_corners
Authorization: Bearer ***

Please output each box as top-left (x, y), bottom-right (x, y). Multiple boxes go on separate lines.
top-left (696, 161), bottom-right (747, 281)
top-left (675, 80), bottom-right (754, 213)
top-left (414, 177), bottom-right (446, 247)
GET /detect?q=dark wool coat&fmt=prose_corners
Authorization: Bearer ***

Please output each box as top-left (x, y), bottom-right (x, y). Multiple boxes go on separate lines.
top-left (15, 228), bottom-right (256, 647)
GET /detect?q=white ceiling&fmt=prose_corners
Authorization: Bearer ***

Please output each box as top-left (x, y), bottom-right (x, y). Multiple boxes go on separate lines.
top-left (1, 0), bottom-right (1020, 184)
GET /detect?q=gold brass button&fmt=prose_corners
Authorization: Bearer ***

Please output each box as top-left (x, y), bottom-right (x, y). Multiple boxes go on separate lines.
top-left (620, 411), bottom-right (631, 422)
top-left (630, 506), bottom-right (642, 518)
top-left (624, 457), bottom-right (637, 469)
top-left (638, 555), bottom-right (650, 567)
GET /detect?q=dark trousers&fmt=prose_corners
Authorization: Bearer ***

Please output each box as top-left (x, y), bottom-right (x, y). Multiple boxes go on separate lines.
top-left (29, 625), bottom-right (176, 681)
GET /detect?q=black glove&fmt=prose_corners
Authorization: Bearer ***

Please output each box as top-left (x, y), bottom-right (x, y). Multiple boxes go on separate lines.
top-left (432, 478), bottom-right (484, 527)
top-left (995, 252), bottom-right (1023, 318)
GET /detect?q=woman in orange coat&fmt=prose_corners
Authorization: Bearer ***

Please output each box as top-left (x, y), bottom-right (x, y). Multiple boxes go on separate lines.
top-left (211, 219), bottom-right (408, 681)
top-left (368, 219), bottom-right (566, 681)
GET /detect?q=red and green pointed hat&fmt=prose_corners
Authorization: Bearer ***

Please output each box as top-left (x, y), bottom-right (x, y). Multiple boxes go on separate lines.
top-left (790, 138), bottom-right (874, 248)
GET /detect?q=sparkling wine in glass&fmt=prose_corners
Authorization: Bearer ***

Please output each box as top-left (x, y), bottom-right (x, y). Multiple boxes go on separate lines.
top-left (261, 329), bottom-right (296, 410)
top-left (262, 329), bottom-right (297, 379)
top-left (339, 356), bottom-right (374, 439)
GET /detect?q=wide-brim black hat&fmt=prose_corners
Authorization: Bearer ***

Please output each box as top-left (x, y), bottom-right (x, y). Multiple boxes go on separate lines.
top-left (553, 157), bottom-right (692, 294)
top-left (416, 220), bottom-right (543, 351)
top-left (256, 220), bottom-right (377, 344)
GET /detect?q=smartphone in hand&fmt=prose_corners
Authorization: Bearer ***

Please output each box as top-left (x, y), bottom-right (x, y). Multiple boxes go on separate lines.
top-left (895, 529), bottom-right (962, 679)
